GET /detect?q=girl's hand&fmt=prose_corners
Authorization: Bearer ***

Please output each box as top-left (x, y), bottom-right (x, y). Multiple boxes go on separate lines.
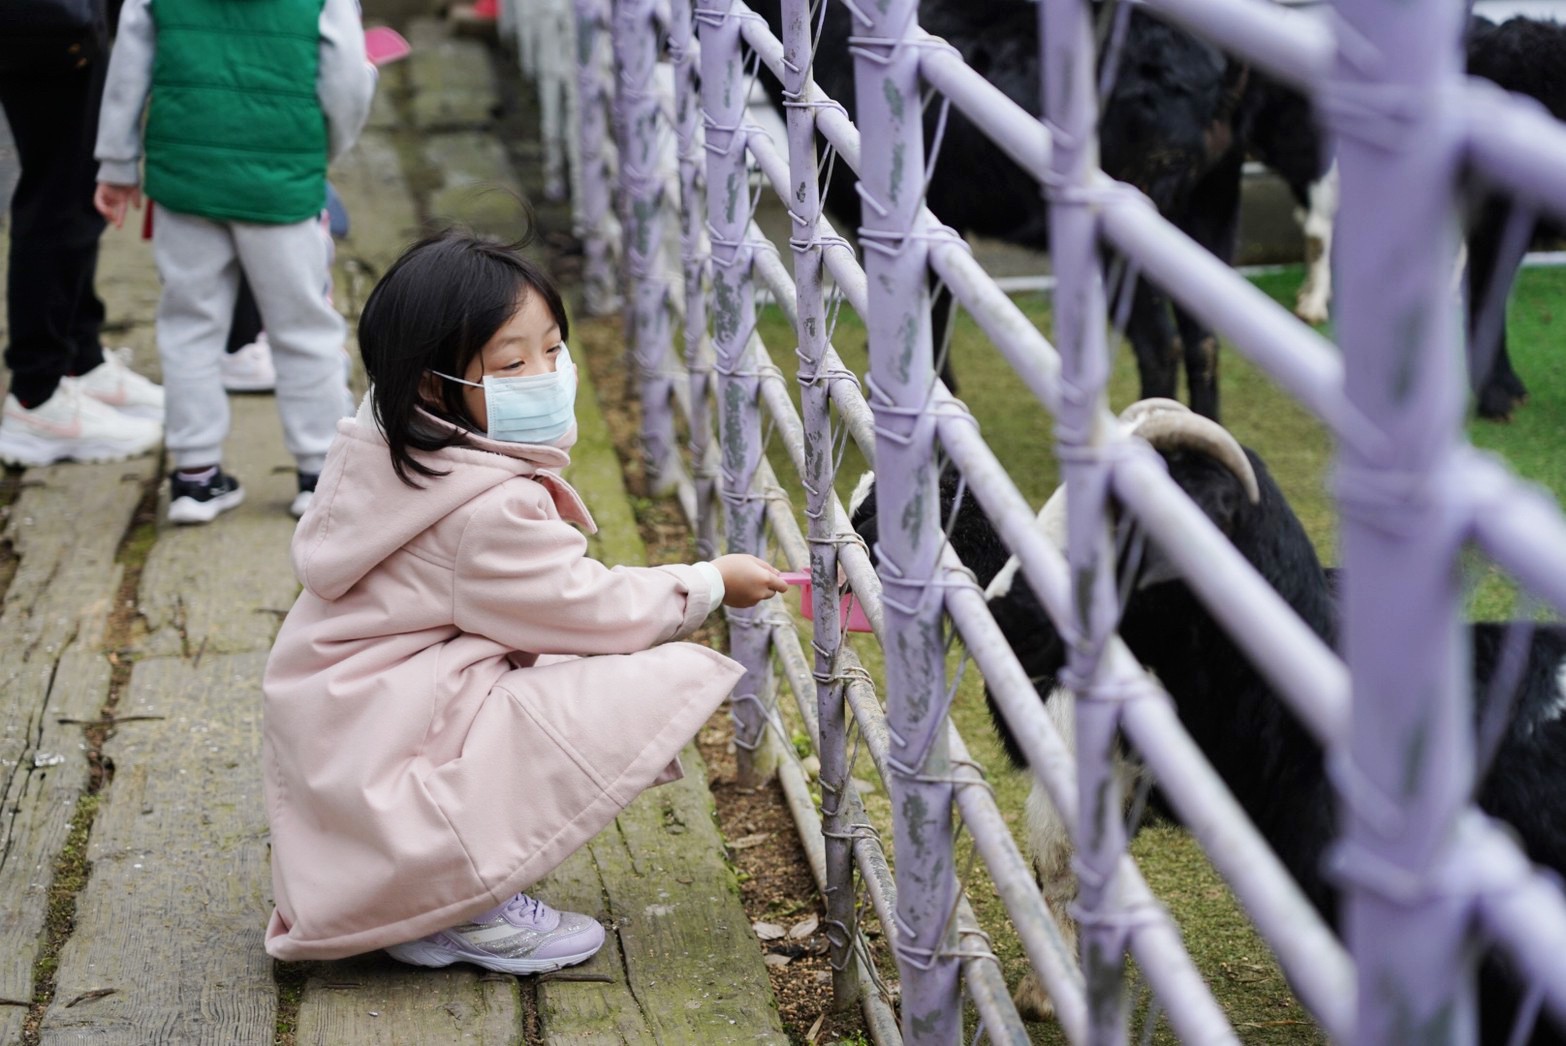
top-left (713, 554), bottom-right (788, 609)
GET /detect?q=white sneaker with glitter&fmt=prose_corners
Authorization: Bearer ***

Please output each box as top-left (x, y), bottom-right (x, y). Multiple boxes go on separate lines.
top-left (0, 380), bottom-right (162, 467)
top-left (75, 347), bottom-right (164, 421)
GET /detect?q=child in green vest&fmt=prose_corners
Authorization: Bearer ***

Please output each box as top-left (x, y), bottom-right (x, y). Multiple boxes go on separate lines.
top-left (92, 0), bottom-right (376, 523)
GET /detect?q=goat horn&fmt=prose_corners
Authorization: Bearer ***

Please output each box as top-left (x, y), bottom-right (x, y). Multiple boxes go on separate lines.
top-left (1118, 399), bottom-right (1261, 504)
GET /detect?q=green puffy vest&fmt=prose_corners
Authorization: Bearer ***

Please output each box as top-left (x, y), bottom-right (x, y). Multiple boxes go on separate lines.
top-left (143, 0), bottom-right (329, 224)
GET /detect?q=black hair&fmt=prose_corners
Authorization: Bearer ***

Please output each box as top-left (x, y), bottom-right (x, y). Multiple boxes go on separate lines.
top-left (356, 228), bottom-right (570, 486)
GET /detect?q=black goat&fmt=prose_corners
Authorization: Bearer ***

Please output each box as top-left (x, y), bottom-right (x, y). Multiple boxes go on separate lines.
top-left (850, 403), bottom-right (1566, 1040)
top-left (748, 0), bottom-right (1269, 420)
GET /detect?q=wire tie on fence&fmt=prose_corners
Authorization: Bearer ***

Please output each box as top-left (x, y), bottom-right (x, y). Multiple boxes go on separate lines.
top-left (822, 916), bottom-right (853, 955)
top-left (1066, 895), bottom-right (1164, 937)
top-left (948, 756), bottom-right (996, 801)
top-left (699, 114), bottom-right (752, 156)
top-left (1324, 838), bottom-right (1444, 907)
top-left (1332, 457), bottom-right (1461, 540)
top-left (728, 694), bottom-right (769, 751)
top-left (1325, 748), bottom-right (1409, 838)
top-left (794, 351), bottom-right (860, 392)
top-left (849, 820), bottom-right (883, 847)
top-left (890, 922), bottom-right (941, 972)
top-left (1065, 658), bottom-right (1155, 713)
top-left (863, 376), bottom-right (976, 450)
top-left (1316, 77), bottom-right (1448, 154)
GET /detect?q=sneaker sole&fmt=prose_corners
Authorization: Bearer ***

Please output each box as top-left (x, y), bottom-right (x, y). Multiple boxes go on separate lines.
top-left (384, 934), bottom-right (604, 976)
top-left (169, 487), bottom-right (246, 525)
top-left (0, 430), bottom-right (162, 467)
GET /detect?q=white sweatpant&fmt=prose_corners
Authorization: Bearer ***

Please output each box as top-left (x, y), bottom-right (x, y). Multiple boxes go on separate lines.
top-left (152, 205), bottom-right (347, 474)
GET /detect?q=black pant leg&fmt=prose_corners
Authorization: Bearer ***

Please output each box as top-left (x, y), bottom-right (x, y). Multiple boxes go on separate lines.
top-left (227, 272), bottom-right (264, 353)
top-left (0, 55), bottom-right (109, 406)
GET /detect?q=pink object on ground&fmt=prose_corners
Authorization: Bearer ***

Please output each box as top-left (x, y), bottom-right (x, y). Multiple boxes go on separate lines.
top-left (365, 26), bottom-right (412, 66)
top-left (778, 570), bottom-right (874, 633)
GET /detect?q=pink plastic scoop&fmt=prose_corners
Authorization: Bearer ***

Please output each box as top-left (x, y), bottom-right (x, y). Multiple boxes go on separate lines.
top-left (777, 571), bottom-right (874, 633)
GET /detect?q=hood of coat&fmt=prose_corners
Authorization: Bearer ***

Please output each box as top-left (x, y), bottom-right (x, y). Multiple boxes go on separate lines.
top-left (292, 396), bottom-right (595, 601)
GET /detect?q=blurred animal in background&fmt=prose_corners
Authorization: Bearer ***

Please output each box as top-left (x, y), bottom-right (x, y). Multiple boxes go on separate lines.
top-left (1251, 14), bottom-right (1566, 419)
top-left (749, 0), bottom-right (1326, 422)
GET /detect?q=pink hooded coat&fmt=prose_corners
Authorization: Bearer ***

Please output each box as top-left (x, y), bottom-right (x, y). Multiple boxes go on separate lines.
top-left (262, 402), bottom-right (744, 961)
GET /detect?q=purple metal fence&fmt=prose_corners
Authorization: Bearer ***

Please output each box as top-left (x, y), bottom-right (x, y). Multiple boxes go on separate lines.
top-left (509, 0), bottom-right (1566, 1037)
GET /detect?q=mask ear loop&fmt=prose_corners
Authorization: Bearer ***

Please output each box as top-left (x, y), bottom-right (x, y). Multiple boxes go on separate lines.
top-left (428, 369), bottom-right (485, 389)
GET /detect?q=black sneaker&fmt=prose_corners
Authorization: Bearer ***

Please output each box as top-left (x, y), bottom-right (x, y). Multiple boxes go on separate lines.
top-left (168, 469), bottom-right (245, 525)
top-left (289, 471), bottom-right (319, 519)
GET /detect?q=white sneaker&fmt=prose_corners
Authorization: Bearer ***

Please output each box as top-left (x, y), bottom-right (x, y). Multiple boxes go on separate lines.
top-left (76, 347), bottom-right (165, 421)
top-left (0, 380), bottom-right (163, 467)
top-left (384, 893), bottom-right (606, 975)
top-left (220, 335), bottom-right (277, 393)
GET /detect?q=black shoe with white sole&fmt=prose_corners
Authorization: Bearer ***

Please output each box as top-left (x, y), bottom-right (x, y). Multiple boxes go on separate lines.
top-left (168, 469), bottom-right (245, 525)
top-left (289, 471), bottom-right (318, 519)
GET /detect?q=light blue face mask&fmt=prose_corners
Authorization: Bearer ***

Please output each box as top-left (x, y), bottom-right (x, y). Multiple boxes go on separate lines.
top-left (432, 345), bottom-right (578, 445)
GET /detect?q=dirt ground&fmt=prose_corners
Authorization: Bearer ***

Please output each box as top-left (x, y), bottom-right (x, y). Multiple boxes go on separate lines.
top-left (576, 316), bottom-right (871, 1045)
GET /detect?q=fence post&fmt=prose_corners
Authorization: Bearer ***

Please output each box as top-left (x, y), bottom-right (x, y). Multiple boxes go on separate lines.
top-left (696, 0), bottom-right (777, 787)
top-left (572, 0), bottom-right (620, 315)
top-left (611, 0), bottom-right (680, 493)
top-left (779, 0), bottom-right (859, 1011)
top-left (668, 0), bottom-right (719, 560)
top-left (535, 0), bottom-right (571, 201)
top-left (1039, 0), bottom-right (1130, 1039)
top-left (1326, 0), bottom-right (1477, 1040)
top-left (851, 0), bottom-right (960, 1038)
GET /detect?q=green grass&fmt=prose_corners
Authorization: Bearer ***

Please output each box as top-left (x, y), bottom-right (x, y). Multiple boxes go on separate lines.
top-left (753, 263), bottom-right (1566, 1043)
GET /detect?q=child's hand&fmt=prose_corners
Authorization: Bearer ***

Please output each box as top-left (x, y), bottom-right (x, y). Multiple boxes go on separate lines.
top-left (94, 182), bottom-right (142, 229)
top-left (713, 554), bottom-right (788, 609)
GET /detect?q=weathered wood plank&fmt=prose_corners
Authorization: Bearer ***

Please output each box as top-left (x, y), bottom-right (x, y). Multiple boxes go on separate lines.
top-left (422, 131), bottom-right (530, 243)
top-left (135, 397), bottom-right (306, 659)
top-left (588, 745), bottom-right (789, 1044)
top-left (330, 130), bottom-right (422, 274)
top-left (406, 18), bottom-right (499, 130)
top-left (295, 955), bottom-right (523, 1044)
top-left (0, 1004), bottom-right (24, 1042)
top-left (0, 462), bottom-right (153, 1004)
top-left (533, 848), bottom-right (655, 1044)
top-left (40, 653), bottom-right (275, 1045)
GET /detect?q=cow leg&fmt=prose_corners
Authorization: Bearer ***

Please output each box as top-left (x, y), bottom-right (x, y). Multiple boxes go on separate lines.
top-left (1173, 153), bottom-right (1244, 421)
top-left (1123, 279), bottom-right (1182, 405)
top-left (1294, 163), bottom-right (1338, 326)
top-left (1467, 194), bottom-right (1531, 420)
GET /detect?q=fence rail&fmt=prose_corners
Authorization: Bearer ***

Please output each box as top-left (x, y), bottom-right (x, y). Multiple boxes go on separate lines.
top-left (501, 0), bottom-right (1566, 1038)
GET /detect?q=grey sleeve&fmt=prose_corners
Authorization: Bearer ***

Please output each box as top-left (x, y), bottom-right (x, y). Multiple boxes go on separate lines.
top-left (94, 0), bottom-right (156, 186)
top-left (317, 0), bottom-right (376, 163)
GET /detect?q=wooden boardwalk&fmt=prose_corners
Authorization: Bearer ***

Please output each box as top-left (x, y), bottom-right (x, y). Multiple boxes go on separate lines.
top-left (0, 18), bottom-right (786, 1045)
